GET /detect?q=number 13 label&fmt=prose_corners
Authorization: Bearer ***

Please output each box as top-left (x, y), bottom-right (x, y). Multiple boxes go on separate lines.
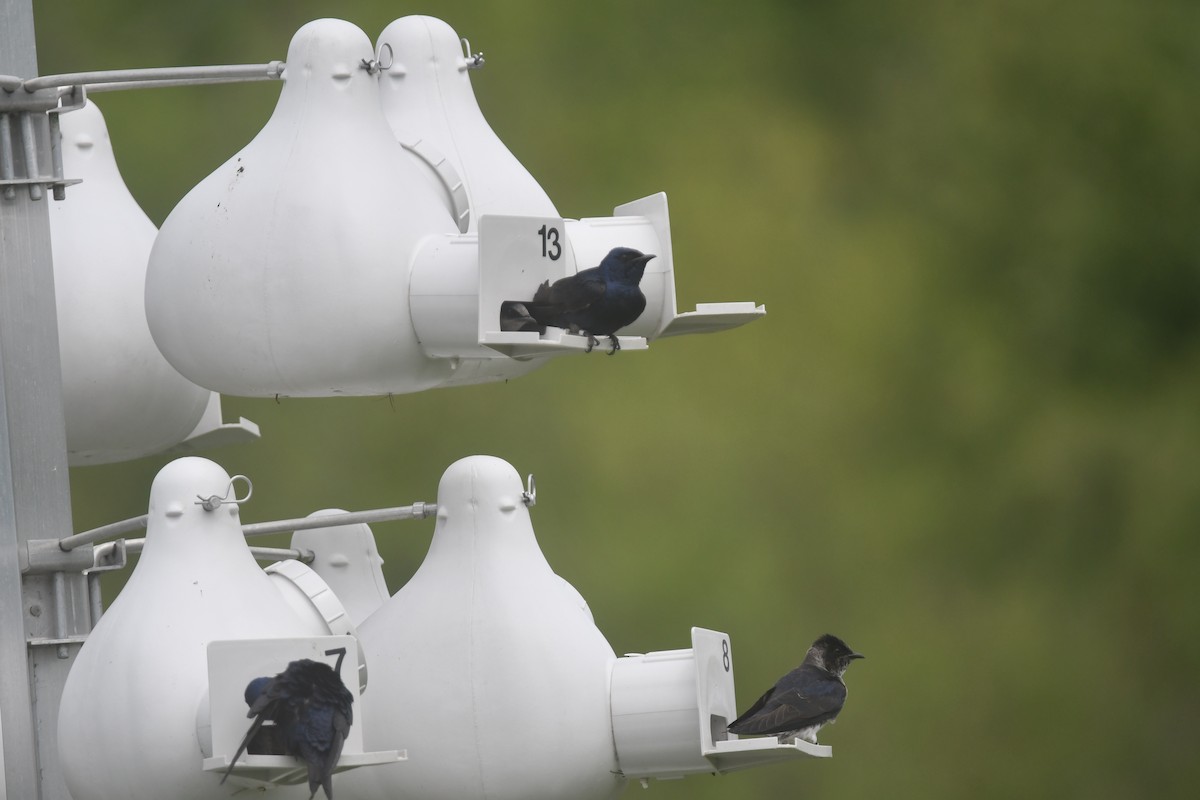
top-left (537, 224), bottom-right (562, 261)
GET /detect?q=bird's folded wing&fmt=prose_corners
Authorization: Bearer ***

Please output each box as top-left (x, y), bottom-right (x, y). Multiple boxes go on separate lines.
top-left (728, 686), bottom-right (775, 730)
top-left (535, 271), bottom-right (606, 311)
top-left (728, 684), bottom-right (846, 735)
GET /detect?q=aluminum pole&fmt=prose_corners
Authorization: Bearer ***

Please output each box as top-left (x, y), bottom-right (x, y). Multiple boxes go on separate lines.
top-left (0, 2), bottom-right (89, 798)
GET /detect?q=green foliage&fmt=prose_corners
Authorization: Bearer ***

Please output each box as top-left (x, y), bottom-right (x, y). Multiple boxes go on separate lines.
top-left (36, 0), bottom-right (1200, 797)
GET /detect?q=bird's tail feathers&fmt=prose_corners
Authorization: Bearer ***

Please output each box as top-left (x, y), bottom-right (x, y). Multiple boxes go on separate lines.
top-left (306, 761), bottom-right (334, 800)
top-left (531, 279), bottom-right (553, 304)
top-left (310, 731), bottom-right (346, 800)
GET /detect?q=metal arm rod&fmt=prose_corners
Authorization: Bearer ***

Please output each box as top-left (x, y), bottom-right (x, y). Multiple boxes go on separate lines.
top-left (248, 546), bottom-right (312, 562)
top-left (11, 62), bottom-right (284, 93)
top-left (240, 503), bottom-right (438, 538)
top-left (83, 75), bottom-right (278, 93)
top-left (93, 539), bottom-right (312, 564)
top-left (61, 503), bottom-right (437, 551)
top-left (58, 515), bottom-right (148, 551)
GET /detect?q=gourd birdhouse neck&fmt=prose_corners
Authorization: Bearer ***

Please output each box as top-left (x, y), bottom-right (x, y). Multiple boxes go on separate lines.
top-left (139, 457), bottom-right (250, 566)
top-left (425, 455), bottom-right (546, 572)
top-left (273, 19), bottom-right (381, 125)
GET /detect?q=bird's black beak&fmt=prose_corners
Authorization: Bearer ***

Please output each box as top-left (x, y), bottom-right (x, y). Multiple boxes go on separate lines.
top-left (638, 253), bottom-right (656, 265)
top-left (849, 652), bottom-right (865, 660)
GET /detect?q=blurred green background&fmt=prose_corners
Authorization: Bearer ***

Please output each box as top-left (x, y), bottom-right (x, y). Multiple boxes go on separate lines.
top-left (31, 0), bottom-right (1200, 797)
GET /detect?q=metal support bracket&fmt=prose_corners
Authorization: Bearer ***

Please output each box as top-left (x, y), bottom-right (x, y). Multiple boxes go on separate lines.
top-left (27, 635), bottom-right (87, 649)
top-left (0, 84), bottom-right (82, 200)
top-left (23, 538), bottom-right (95, 574)
top-left (83, 538), bottom-right (128, 626)
top-left (0, 84), bottom-right (58, 112)
top-left (88, 537), bottom-right (128, 572)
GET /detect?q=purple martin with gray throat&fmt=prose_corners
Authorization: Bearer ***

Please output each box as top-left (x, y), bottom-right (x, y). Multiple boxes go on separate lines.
top-left (728, 634), bottom-right (864, 744)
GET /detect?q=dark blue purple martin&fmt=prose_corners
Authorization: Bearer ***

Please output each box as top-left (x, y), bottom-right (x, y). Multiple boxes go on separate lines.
top-left (500, 246), bottom-right (655, 354)
top-left (222, 659), bottom-right (354, 800)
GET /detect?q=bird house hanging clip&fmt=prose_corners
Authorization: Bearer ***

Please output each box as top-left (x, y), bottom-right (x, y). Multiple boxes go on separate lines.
top-left (195, 475), bottom-right (253, 512)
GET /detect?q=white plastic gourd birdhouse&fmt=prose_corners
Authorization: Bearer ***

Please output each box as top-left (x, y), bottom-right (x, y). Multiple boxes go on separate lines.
top-left (341, 455), bottom-right (624, 800)
top-left (288, 510), bottom-right (392, 627)
top-left (144, 16), bottom-right (764, 399)
top-left (334, 455), bottom-right (817, 797)
top-left (145, 18), bottom-right (460, 398)
top-left (57, 457), bottom-right (336, 800)
top-left (48, 100), bottom-right (255, 465)
top-left (383, 15), bottom-right (763, 374)
top-left (376, 15), bottom-right (559, 232)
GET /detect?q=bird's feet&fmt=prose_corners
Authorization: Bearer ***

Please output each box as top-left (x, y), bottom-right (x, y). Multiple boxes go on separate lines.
top-left (584, 335), bottom-right (599, 353)
top-left (606, 335), bottom-right (620, 355)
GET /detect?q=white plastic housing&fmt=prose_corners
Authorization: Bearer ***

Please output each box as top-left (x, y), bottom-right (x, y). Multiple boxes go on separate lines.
top-left (611, 628), bottom-right (830, 783)
top-left (48, 100), bottom-right (215, 464)
top-left (411, 194), bottom-right (766, 361)
top-left (264, 558), bottom-right (369, 691)
top-left (611, 634), bottom-right (715, 780)
top-left (168, 392), bottom-right (261, 456)
top-left (57, 457), bottom-right (329, 800)
top-left (289, 510), bottom-right (392, 628)
top-left (340, 456), bottom-right (624, 800)
top-left (145, 18), bottom-right (459, 397)
top-left (377, 15), bottom-right (558, 231)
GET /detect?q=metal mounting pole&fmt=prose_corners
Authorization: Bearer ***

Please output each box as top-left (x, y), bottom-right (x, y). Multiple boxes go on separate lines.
top-left (1, 2), bottom-right (90, 798)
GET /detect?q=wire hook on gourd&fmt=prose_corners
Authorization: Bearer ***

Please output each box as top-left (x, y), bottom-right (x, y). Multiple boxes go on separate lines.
top-left (195, 474), bottom-right (253, 512)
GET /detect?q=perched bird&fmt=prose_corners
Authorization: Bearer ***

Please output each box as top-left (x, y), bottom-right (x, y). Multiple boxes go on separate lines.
top-left (727, 634), bottom-right (864, 745)
top-left (222, 659), bottom-right (355, 800)
top-left (499, 246), bottom-right (655, 353)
